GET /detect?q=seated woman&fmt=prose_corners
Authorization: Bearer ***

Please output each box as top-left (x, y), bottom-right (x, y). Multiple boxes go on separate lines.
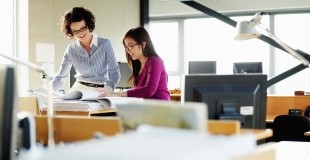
top-left (98, 26), bottom-right (170, 100)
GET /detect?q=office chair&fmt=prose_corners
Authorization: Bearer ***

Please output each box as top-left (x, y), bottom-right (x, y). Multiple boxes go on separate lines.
top-left (273, 115), bottom-right (310, 142)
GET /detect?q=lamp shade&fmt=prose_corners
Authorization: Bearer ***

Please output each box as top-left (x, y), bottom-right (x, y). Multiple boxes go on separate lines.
top-left (234, 21), bottom-right (261, 40)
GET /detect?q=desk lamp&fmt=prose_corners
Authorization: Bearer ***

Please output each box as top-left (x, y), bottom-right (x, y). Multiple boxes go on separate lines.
top-left (0, 53), bottom-right (55, 148)
top-left (234, 12), bottom-right (310, 67)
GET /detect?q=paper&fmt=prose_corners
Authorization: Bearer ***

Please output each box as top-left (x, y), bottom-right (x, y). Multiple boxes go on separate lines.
top-left (43, 99), bottom-right (104, 112)
top-left (59, 90), bottom-right (101, 100)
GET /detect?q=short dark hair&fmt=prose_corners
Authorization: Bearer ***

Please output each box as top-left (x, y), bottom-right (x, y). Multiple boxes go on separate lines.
top-left (59, 7), bottom-right (95, 39)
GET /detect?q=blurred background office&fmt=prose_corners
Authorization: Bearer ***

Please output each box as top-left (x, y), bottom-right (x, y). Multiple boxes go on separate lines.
top-left (2, 0), bottom-right (310, 96)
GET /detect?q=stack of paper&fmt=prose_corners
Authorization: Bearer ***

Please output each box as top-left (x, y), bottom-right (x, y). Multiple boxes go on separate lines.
top-left (29, 88), bottom-right (143, 112)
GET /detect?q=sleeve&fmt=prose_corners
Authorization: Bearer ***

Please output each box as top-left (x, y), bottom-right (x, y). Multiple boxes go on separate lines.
top-left (104, 39), bottom-right (121, 90)
top-left (127, 58), bottom-right (162, 98)
top-left (52, 47), bottom-right (73, 91)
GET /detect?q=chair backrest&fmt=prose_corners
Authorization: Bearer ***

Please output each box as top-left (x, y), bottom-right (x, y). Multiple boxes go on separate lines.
top-left (273, 115), bottom-right (310, 142)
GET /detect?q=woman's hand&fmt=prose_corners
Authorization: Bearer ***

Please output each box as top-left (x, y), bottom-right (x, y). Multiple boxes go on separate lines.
top-left (97, 89), bottom-right (120, 97)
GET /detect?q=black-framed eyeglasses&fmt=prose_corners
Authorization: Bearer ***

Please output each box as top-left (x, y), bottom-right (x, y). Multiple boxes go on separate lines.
top-left (124, 43), bottom-right (138, 52)
top-left (72, 26), bottom-right (88, 35)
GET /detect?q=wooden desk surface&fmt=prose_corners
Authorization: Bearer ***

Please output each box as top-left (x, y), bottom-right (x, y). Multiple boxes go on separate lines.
top-left (266, 114), bottom-right (278, 123)
top-left (240, 128), bottom-right (273, 141)
top-left (35, 116), bottom-right (272, 144)
top-left (170, 94), bottom-right (181, 101)
top-left (35, 115), bottom-right (122, 144)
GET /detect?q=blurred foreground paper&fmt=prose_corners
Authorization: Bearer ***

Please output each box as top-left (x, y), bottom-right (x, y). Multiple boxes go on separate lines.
top-left (116, 99), bottom-right (207, 131)
top-left (18, 125), bottom-right (257, 160)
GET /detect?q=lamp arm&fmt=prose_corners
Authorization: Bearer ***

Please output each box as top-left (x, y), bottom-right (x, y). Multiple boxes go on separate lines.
top-left (181, 1), bottom-right (237, 27)
top-left (262, 27), bottom-right (310, 66)
top-left (267, 64), bottom-right (307, 87)
top-left (0, 53), bottom-right (55, 148)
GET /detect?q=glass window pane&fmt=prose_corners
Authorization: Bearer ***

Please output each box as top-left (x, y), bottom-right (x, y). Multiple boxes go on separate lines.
top-left (274, 13), bottom-right (310, 95)
top-left (184, 16), bottom-right (270, 75)
top-left (149, 22), bottom-right (179, 72)
top-left (0, 1), bottom-right (14, 64)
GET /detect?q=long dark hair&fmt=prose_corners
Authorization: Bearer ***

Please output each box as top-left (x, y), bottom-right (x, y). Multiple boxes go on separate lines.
top-left (59, 7), bottom-right (95, 39)
top-left (123, 26), bottom-right (159, 86)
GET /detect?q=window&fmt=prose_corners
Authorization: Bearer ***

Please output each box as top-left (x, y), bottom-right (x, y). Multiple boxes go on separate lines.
top-left (184, 16), bottom-right (270, 75)
top-left (273, 13), bottom-right (310, 95)
top-left (0, 1), bottom-right (14, 64)
top-left (150, 13), bottom-right (310, 95)
top-left (149, 21), bottom-right (179, 73)
top-left (149, 21), bottom-right (181, 89)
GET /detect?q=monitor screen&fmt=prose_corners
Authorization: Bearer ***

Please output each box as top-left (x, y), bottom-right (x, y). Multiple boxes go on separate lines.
top-left (117, 62), bottom-right (132, 89)
top-left (188, 61), bottom-right (216, 74)
top-left (182, 74), bottom-right (267, 129)
top-left (233, 62), bottom-right (263, 74)
top-left (70, 67), bottom-right (76, 88)
top-left (0, 64), bottom-right (18, 160)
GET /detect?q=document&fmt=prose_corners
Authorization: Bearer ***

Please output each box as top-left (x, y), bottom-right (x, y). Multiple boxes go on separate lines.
top-left (29, 88), bottom-right (143, 111)
top-left (45, 99), bottom-right (105, 112)
top-left (58, 90), bottom-right (101, 100)
top-left (57, 90), bottom-right (143, 110)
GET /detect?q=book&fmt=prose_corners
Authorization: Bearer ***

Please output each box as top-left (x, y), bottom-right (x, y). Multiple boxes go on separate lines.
top-left (29, 88), bottom-right (143, 111)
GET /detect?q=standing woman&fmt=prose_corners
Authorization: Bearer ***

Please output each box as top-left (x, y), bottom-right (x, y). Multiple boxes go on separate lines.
top-left (53, 7), bottom-right (120, 92)
top-left (99, 26), bottom-right (170, 100)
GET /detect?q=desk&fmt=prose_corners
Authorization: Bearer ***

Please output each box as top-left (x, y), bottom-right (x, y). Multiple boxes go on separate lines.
top-left (169, 89), bottom-right (181, 101)
top-left (18, 126), bottom-right (269, 160)
top-left (266, 114), bottom-right (278, 123)
top-left (239, 141), bottom-right (310, 160)
top-left (170, 94), bottom-right (181, 101)
top-left (35, 115), bottom-right (122, 144)
top-left (267, 95), bottom-right (310, 115)
top-left (240, 129), bottom-right (273, 141)
top-left (35, 116), bottom-right (272, 144)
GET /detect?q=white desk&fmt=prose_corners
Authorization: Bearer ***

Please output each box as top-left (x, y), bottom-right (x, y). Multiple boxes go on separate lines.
top-left (239, 141), bottom-right (310, 160)
top-left (18, 125), bottom-right (258, 160)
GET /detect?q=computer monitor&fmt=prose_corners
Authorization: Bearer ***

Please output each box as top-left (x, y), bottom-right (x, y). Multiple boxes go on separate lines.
top-left (0, 64), bottom-right (18, 160)
top-left (70, 67), bottom-right (76, 88)
top-left (116, 62), bottom-right (132, 89)
top-left (182, 74), bottom-right (267, 129)
top-left (233, 62), bottom-right (263, 74)
top-left (188, 61), bottom-right (216, 74)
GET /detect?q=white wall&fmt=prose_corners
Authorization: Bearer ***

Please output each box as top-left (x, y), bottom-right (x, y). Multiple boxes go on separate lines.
top-left (29, 0), bottom-right (139, 92)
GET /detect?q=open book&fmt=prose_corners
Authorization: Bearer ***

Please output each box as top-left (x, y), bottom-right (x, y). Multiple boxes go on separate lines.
top-left (29, 88), bottom-right (143, 111)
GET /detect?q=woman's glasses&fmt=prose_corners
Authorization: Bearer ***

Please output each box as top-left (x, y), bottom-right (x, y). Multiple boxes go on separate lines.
top-left (124, 43), bottom-right (138, 52)
top-left (72, 26), bottom-right (88, 35)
